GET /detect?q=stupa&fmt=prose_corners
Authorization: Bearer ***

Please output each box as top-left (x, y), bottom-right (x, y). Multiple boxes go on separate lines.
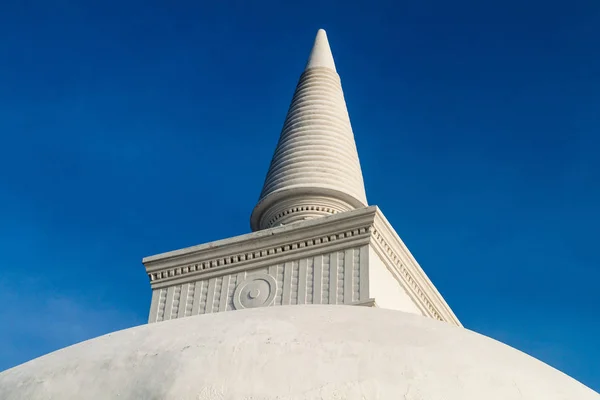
top-left (0, 29), bottom-right (597, 400)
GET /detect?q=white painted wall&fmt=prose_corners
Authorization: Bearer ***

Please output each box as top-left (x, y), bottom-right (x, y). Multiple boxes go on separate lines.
top-left (368, 246), bottom-right (423, 315)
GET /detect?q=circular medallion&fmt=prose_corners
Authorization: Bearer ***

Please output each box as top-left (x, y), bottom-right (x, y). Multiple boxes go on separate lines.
top-left (233, 274), bottom-right (277, 310)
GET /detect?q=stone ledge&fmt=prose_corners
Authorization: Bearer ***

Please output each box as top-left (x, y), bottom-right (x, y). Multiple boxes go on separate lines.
top-left (144, 207), bottom-right (378, 287)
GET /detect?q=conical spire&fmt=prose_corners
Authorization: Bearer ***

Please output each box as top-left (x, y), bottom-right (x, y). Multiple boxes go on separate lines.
top-left (305, 29), bottom-right (337, 71)
top-left (250, 29), bottom-right (368, 231)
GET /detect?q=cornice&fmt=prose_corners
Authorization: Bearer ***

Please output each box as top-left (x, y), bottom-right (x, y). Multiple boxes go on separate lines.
top-left (371, 208), bottom-right (462, 327)
top-left (143, 207), bottom-right (378, 289)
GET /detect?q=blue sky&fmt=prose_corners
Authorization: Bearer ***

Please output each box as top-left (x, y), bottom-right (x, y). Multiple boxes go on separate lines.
top-left (1, 0), bottom-right (599, 391)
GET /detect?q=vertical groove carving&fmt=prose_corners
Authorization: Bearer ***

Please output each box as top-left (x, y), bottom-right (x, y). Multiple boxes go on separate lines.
top-left (219, 276), bottom-right (230, 312)
top-left (156, 288), bottom-right (167, 322)
top-left (291, 261), bottom-right (300, 305)
top-left (353, 248), bottom-right (360, 302)
top-left (185, 283), bottom-right (195, 317)
top-left (322, 253), bottom-right (331, 304)
top-left (212, 277), bottom-right (223, 313)
top-left (298, 259), bottom-right (307, 304)
top-left (337, 251), bottom-right (345, 303)
top-left (275, 264), bottom-right (284, 305)
top-left (282, 262), bottom-right (293, 305)
top-left (154, 246), bottom-right (366, 317)
top-left (359, 245), bottom-right (369, 302)
top-left (313, 255), bottom-right (323, 304)
top-left (171, 285), bottom-right (182, 317)
top-left (199, 280), bottom-right (208, 315)
top-left (227, 275), bottom-right (237, 311)
top-left (306, 257), bottom-right (314, 303)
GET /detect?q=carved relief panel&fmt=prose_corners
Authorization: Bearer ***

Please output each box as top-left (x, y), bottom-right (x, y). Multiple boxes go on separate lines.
top-left (149, 246), bottom-right (368, 323)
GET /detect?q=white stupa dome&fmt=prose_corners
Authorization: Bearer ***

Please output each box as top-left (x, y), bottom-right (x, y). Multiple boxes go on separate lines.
top-left (0, 305), bottom-right (597, 400)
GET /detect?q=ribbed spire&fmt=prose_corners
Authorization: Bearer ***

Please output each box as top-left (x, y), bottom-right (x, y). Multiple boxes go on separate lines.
top-left (250, 29), bottom-right (368, 231)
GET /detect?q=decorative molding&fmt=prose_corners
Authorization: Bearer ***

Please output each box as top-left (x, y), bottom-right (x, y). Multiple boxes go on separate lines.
top-left (145, 224), bottom-right (372, 287)
top-left (370, 230), bottom-right (441, 320)
top-left (233, 274), bottom-right (277, 310)
top-left (148, 245), bottom-right (368, 323)
top-left (268, 204), bottom-right (337, 228)
top-left (143, 206), bottom-right (461, 327)
top-left (259, 196), bottom-right (359, 230)
top-left (262, 196), bottom-right (354, 229)
top-left (145, 205), bottom-right (375, 261)
top-left (370, 211), bottom-right (462, 326)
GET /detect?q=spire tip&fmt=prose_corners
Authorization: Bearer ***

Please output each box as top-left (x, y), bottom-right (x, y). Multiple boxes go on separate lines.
top-left (305, 29), bottom-right (336, 72)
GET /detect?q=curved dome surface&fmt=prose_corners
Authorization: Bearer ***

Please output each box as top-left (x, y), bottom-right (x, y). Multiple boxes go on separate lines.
top-left (0, 306), bottom-right (597, 400)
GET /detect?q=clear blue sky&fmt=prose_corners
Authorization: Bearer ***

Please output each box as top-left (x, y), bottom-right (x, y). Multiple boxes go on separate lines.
top-left (1, 0), bottom-right (598, 391)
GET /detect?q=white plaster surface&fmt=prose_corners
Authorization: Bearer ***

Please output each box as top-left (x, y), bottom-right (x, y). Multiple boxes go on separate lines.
top-left (305, 29), bottom-right (337, 71)
top-left (1, 305), bottom-right (597, 400)
top-left (251, 29), bottom-right (367, 231)
top-left (144, 206), bottom-right (461, 326)
top-left (148, 246), bottom-right (370, 323)
top-left (368, 246), bottom-right (423, 315)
